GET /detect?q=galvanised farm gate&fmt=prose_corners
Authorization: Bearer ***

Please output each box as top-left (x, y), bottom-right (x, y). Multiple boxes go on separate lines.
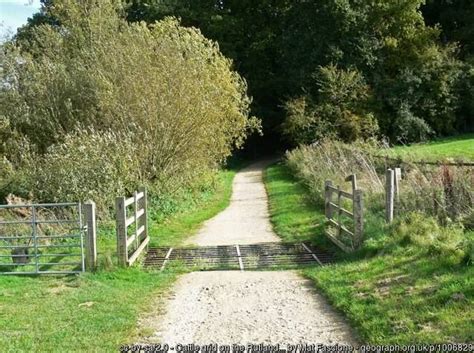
top-left (0, 202), bottom-right (96, 275)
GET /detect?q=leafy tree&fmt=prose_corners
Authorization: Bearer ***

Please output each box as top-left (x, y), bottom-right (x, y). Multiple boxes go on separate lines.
top-left (422, 0), bottom-right (474, 57)
top-left (422, 0), bottom-right (474, 132)
top-left (283, 65), bottom-right (378, 144)
top-left (281, 0), bottom-right (462, 143)
top-left (124, 0), bottom-right (292, 149)
top-left (1, 0), bottom-right (258, 207)
top-left (9, 0), bottom-right (471, 147)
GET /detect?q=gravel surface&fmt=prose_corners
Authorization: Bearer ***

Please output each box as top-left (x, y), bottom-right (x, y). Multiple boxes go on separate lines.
top-left (140, 160), bottom-right (357, 345)
top-left (185, 160), bottom-right (280, 246)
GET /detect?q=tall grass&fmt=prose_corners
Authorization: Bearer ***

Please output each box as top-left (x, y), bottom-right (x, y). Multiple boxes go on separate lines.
top-left (286, 140), bottom-right (474, 264)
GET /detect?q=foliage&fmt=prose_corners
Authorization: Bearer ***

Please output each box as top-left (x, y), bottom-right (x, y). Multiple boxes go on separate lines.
top-left (422, 0), bottom-right (474, 57)
top-left (390, 212), bottom-right (466, 264)
top-left (265, 162), bottom-right (474, 344)
top-left (0, 0), bottom-right (258, 210)
top-left (285, 139), bottom-right (473, 263)
top-left (283, 65), bottom-right (378, 144)
top-left (286, 140), bottom-right (384, 205)
top-left (26, 131), bottom-right (141, 215)
top-left (14, 0), bottom-right (474, 148)
top-left (281, 0), bottom-right (462, 143)
top-left (123, 0), bottom-right (291, 145)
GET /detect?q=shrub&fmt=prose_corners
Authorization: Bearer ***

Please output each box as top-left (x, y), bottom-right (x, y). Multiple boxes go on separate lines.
top-left (393, 103), bottom-right (433, 143)
top-left (0, 0), bottom-right (259, 211)
top-left (286, 140), bottom-right (384, 206)
top-left (26, 130), bottom-right (141, 215)
top-left (282, 66), bottom-right (378, 145)
top-left (286, 140), bottom-right (473, 221)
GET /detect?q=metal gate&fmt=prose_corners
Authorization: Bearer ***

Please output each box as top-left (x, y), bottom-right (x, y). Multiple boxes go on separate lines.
top-left (0, 202), bottom-right (86, 275)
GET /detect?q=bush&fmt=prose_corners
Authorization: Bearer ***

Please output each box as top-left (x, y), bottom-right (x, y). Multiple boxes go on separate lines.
top-left (286, 140), bottom-right (473, 221)
top-left (0, 0), bottom-right (259, 211)
top-left (26, 131), bottom-right (140, 215)
top-left (286, 140), bottom-right (384, 206)
top-left (282, 65), bottom-right (378, 145)
top-left (393, 103), bottom-right (433, 143)
top-left (286, 140), bottom-right (473, 261)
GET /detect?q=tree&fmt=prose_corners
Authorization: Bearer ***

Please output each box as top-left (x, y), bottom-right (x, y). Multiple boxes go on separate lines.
top-left (124, 0), bottom-right (292, 151)
top-left (281, 0), bottom-right (462, 143)
top-left (1, 0), bottom-right (259, 207)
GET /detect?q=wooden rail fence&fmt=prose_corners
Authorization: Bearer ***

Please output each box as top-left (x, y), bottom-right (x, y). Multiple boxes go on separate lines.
top-left (324, 175), bottom-right (364, 253)
top-left (116, 187), bottom-right (149, 266)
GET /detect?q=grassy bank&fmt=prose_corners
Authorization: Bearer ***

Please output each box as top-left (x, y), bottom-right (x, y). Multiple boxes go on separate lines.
top-left (264, 163), bottom-right (474, 343)
top-left (387, 133), bottom-right (474, 162)
top-left (264, 164), bottom-right (329, 248)
top-left (0, 168), bottom-right (237, 352)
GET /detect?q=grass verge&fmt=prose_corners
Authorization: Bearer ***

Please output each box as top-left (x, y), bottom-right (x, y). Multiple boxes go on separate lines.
top-left (264, 163), bottom-right (474, 344)
top-left (264, 163), bottom-right (329, 247)
top-left (0, 168), bottom-right (237, 352)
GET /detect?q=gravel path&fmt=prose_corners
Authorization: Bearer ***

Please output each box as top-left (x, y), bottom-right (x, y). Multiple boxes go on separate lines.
top-left (141, 160), bottom-right (357, 345)
top-left (185, 160), bottom-right (280, 246)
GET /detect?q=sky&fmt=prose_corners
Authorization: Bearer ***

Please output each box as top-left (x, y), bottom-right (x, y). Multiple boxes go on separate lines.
top-left (0, 0), bottom-right (41, 39)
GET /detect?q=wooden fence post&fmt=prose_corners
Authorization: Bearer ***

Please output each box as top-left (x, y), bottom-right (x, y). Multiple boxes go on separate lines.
top-left (83, 201), bottom-right (97, 271)
top-left (138, 186), bottom-right (148, 243)
top-left (345, 174), bottom-right (357, 192)
top-left (324, 180), bottom-right (333, 219)
top-left (116, 196), bottom-right (127, 266)
top-left (394, 167), bottom-right (402, 198)
top-left (385, 168), bottom-right (395, 223)
top-left (134, 191), bottom-right (139, 251)
top-left (353, 189), bottom-right (364, 248)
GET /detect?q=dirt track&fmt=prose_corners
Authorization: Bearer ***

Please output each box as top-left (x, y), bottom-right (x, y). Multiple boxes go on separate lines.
top-left (185, 160), bottom-right (280, 246)
top-left (141, 161), bottom-right (357, 345)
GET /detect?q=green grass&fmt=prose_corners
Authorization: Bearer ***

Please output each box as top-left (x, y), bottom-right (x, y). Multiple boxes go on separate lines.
top-left (387, 133), bottom-right (474, 162)
top-left (305, 252), bottom-right (473, 344)
top-left (0, 168), bottom-right (237, 352)
top-left (149, 169), bottom-right (236, 247)
top-left (264, 163), bottom-right (474, 344)
top-left (85, 169), bottom-right (237, 266)
top-left (264, 163), bottom-right (329, 247)
top-left (0, 270), bottom-right (176, 352)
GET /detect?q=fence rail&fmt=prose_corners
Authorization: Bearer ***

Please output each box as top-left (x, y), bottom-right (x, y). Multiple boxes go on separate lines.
top-left (324, 175), bottom-right (364, 253)
top-left (116, 187), bottom-right (149, 266)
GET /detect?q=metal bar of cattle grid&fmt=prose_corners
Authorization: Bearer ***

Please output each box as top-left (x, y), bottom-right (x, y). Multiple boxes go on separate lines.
top-left (301, 243), bottom-right (323, 266)
top-left (160, 248), bottom-right (173, 271)
top-left (235, 245), bottom-right (244, 271)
